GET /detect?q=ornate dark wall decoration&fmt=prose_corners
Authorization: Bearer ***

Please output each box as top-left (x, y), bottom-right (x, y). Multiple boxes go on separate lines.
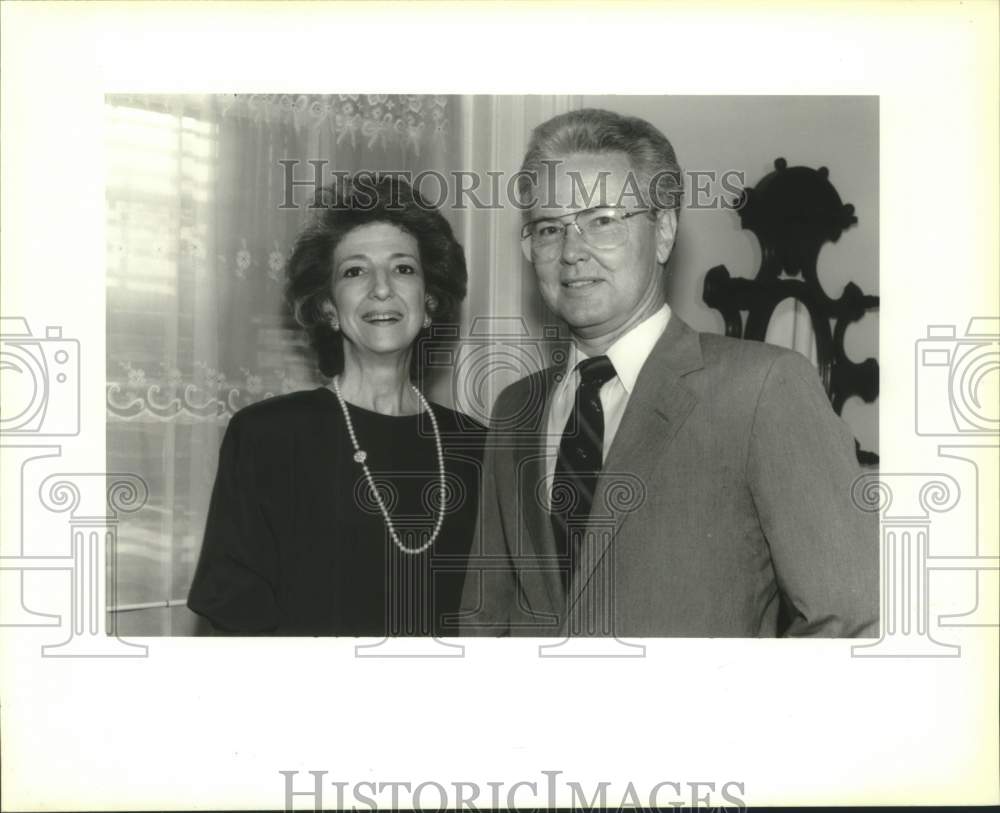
top-left (702, 158), bottom-right (879, 465)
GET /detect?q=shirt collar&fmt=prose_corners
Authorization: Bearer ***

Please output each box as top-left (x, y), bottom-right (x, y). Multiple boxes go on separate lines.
top-left (564, 303), bottom-right (672, 394)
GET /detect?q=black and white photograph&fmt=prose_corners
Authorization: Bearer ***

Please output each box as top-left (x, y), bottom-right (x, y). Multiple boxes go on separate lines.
top-left (105, 94), bottom-right (879, 639)
top-left (2, 2), bottom-right (997, 811)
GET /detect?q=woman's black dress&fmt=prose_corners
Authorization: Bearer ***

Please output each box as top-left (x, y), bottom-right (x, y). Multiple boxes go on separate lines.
top-left (187, 387), bottom-right (486, 636)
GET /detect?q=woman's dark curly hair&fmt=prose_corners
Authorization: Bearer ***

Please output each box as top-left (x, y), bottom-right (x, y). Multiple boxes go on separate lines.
top-left (286, 173), bottom-right (468, 378)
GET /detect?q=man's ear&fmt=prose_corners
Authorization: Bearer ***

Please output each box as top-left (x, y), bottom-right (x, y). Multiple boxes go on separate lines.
top-left (654, 209), bottom-right (678, 265)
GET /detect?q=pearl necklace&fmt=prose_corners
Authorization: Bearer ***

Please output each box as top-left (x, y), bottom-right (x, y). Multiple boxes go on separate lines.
top-left (331, 377), bottom-right (446, 555)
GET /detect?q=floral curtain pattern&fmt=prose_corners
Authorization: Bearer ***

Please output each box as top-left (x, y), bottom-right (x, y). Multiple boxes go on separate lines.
top-left (105, 94), bottom-right (461, 633)
top-left (107, 93), bottom-right (458, 423)
top-left (113, 93), bottom-right (451, 154)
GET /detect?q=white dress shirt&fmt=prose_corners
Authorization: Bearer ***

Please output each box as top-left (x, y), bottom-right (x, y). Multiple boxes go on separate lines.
top-left (544, 303), bottom-right (671, 508)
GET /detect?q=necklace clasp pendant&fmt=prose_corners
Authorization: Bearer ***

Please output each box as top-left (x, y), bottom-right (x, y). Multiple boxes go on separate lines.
top-left (353, 450), bottom-right (367, 464)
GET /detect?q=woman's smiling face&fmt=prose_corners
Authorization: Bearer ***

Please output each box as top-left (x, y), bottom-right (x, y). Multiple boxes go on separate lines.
top-left (329, 222), bottom-right (427, 361)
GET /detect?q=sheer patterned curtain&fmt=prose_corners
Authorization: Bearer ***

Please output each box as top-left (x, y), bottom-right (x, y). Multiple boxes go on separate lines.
top-left (105, 94), bottom-right (463, 634)
top-left (106, 94), bottom-right (831, 635)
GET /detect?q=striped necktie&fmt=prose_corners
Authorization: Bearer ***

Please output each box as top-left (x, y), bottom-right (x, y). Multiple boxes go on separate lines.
top-left (550, 355), bottom-right (617, 593)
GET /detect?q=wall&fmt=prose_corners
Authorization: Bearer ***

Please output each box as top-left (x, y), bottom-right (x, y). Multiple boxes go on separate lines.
top-left (576, 95), bottom-right (879, 452)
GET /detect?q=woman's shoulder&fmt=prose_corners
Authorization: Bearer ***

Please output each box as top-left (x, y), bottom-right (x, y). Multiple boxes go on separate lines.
top-left (429, 402), bottom-right (488, 435)
top-left (231, 387), bottom-right (334, 433)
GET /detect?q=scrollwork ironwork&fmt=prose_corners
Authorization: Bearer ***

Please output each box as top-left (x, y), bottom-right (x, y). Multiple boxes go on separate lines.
top-left (702, 157), bottom-right (880, 464)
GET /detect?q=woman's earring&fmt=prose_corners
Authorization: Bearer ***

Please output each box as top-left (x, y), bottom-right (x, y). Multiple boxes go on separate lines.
top-left (323, 303), bottom-right (340, 332)
top-left (423, 315), bottom-right (432, 329)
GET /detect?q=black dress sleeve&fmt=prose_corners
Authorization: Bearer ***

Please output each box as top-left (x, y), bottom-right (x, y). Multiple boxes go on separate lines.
top-left (187, 413), bottom-right (280, 634)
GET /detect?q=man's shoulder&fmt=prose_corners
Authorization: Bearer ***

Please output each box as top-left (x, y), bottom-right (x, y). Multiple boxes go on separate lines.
top-left (698, 331), bottom-right (803, 371)
top-left (688, 338), bottom-right (841, 446)
top-left (695, 332), bottom-right (818, 385)
top-left (671, 331), bottom-right (822, 415)
top-left (491, 367), bottom-right (556, 425)
top-left (496, 367), bottom-right (552, 398)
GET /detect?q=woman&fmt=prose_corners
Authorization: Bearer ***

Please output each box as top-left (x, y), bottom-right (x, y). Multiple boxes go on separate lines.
top-left (187, 175), bottom-right (485, 636)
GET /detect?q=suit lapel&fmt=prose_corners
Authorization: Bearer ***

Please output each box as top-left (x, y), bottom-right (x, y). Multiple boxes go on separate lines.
top-left (509, 366), bottom-right (564, 619)
top-left (567, 316), bottom-right (704, 613)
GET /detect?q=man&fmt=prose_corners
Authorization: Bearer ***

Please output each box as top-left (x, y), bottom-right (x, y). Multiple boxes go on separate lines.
top-left (458, 108), bottom-right (878, 637)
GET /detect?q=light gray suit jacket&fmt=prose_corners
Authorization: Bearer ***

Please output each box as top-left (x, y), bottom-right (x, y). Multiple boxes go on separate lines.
top-left (457, 316), bottom-right (878, 637)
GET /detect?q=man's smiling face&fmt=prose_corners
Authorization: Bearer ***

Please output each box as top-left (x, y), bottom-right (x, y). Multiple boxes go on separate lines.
top-left (527, 151), bottom-right (676, 345)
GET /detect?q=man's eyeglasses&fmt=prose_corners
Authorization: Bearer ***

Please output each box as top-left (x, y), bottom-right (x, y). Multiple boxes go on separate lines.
top-left (520, 206), bottom-right (654, 261)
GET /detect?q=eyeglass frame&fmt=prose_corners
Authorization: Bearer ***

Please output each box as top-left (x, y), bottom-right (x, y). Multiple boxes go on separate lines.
top-left (519, 205), bottom-right (657, 260)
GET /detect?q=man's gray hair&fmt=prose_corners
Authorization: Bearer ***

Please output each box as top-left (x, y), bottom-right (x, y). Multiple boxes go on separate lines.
top-left (517, 108), bottom-right (684, 215)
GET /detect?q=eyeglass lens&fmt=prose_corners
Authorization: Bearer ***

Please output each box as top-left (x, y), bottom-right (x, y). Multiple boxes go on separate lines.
top-left (525, 209), bottom-right (631, 257)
